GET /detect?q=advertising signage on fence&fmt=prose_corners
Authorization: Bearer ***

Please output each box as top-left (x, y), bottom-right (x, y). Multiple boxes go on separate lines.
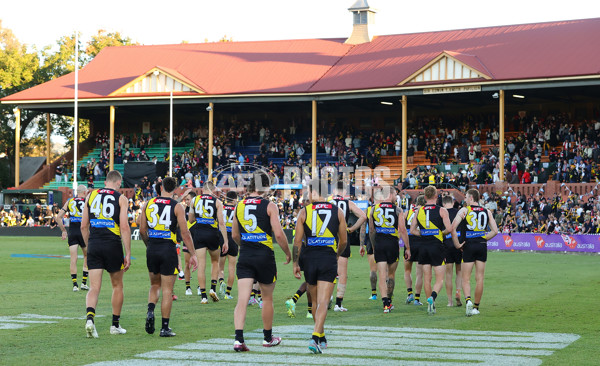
top-left (397, 233), bottom-right (600, 253)
top-left (487, 233), bottom-right (600, 253)
top-left (423, 85), bottom-right (482, 95)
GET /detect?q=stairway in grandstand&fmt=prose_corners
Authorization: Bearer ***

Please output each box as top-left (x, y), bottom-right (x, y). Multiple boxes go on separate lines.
top-left (42, 143), bottom-right (195, 189)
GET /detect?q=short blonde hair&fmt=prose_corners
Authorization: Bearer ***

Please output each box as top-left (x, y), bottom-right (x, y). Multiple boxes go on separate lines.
top-left (424, 185), bottom-right (437, 200)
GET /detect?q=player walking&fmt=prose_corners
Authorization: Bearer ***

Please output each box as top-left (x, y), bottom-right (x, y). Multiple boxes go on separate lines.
top-left (294, 179), bottom-right (347, 353)
top-left (140, 177), bottom-right (199, 336)
top-left (57, 184), bottom-right (89, 292)
top-left (81, 170), bottom-right (131, 338)
top-left (188, 182), bottom-right (228, 303)
top-left (232, 173), bottom-right (291, 352)
top-left (451, 189), bottom-right (498, 316)
top-left (328, 182), bottom-right (366, 312)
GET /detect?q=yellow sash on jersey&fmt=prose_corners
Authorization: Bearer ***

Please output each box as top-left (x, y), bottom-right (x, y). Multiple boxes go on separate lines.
top-left (465, 206), bottom-right (487, 239)
top-left (417, 207), bottom-right (443, 242)
top-left (88, 189), bottom-right (120, 237)
top-left (236, 198), bottom-right (273, 250)
top-left (145, 197), bottom-right (176, 244)
top-left (305, 204), bottom-right (337, 252)
top-left (68, 198), bottom-right (83, 223)
top-left (192, 195), bottom-right (218, 228)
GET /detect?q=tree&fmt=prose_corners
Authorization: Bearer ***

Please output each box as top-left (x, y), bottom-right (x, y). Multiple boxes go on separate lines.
top-left (0, 22), bottom-right (136, 188)
top-left (85, 29), bottom-right (137, 59)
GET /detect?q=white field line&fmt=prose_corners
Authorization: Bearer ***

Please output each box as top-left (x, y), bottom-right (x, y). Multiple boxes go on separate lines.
top-left (245, 326), bottom-right (576, 345)
top-left (167, 341), bottom-right (546, 365)
top-left (0, 324), bottom-right (29, 330)
top-left (176, 338), bottom-right (554, 356)
top-left (88, 360), bottom-right (325, 366)
top-left (136, 350), bottom-right (465, 366)
top-left (243, 331), bottom-right (567, 350)
top-left (326, 325), bottom-right (580, 343)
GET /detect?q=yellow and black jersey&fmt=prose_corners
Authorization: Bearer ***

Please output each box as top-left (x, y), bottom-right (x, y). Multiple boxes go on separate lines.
top-left (145, 197), bottom-right (178, 245)
top-left (66, 197), bottom-right (85, 235)
top-left (236, 196), bottom-right (273, 250)
top-left (87, 188), bottom-right (122, 241)
top-left (304, 201), bottom-right (340, 253)
top-left (417, 204), bottom-right (445, 243)
top-left (406, 206), bottom-right (425, 243)
top-left (465, 205), bottom-right (488, 245)
top-left (192, 194), bottom-right (219, 231)
top-left (372, 202), bottom-right (399, 238)
top-left (67, 197), bottom-right (85, 225)
top-left (445, 207), bottom-right (460, 241)
top-left (134, 187), bottom-right (142, 201)
top-left (184, 206), bottom-right (195, 230)
top-left (223, 202), bottom-right (236, 233)
top-left (327, 195), bottom-right (349, 224)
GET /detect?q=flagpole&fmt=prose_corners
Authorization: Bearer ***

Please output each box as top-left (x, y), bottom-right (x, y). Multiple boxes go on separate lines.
top-left (73, 32), bottom-right (79, 191)
top-left (169, 90), bottom-right (173, 177)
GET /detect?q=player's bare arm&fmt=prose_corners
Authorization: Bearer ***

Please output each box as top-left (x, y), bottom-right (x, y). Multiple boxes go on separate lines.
top-left (138, 201), bottom-right (149, 246)
top-left (397, 210), bottom-right (410, 259)
top-left (410, 208), bottom-right (421, 236)
top-left (216, 200), bottom-right (229, 254)
top-left (119, 195), bottom-right (131, 272)
top-left (441, 207), bottom-right (452, 235)
top-left (232, 208), bottom-right (241, 246)
top-left (176, 203), bottom-right (198, 271)
top-left (451, 207), bottom-right (467, 249)
top-left (292, 208), bottom-right (306, 279)
top-left (336, 208), bottom-right (348, 258)
top-left (268, 201), bottom-right (291, 264)
top-left (368, 208), bottom-right (376, 247)
top-left (347, 201), bottom-right (366, 233)
top-left (57, 201), bottom-right (68, 240)
top-left (485, 209), bottom-right (499, 241)
top-left (81, 195), bottom-right (91, 246)
top-left (359, 218), bottom-right (367, 257)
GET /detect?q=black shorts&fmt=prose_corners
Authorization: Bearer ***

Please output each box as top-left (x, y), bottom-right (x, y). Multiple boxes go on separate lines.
top-left (462, 242), bottom-right (487, 263)
top-left (301, 249), bottom-right (338, 285)
top-left (87, 240), bottom-right (123, 273)
top-left (68, 232), bottom-right (86, 248)
top-left (236, 247), bottom-right (277, 284)
top-left (445, 241), bottom-right (463, 264)
top-left (182, 244), bottom-right (190, 253)
top-left (192, 228), bottom-right (221, 251)
top-left (339, 242), bottom-right (351, 258)
top-left (404, 243), bottom-right (420, 262)
top-left (406, 241), bottom-right (420, 262)
top-left (373, 237), bottom-right (400, 264)
top-left (365, 237), bottom-right (373, 255)
top-left (418, 242), bottom-right (446, 267)
top-left (221, 233), bottom-right (239, 257)
top-left (147, 244), bottom-right (179, 276)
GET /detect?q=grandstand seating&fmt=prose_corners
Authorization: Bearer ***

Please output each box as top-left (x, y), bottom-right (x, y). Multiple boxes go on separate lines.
top-left (42, 143), bottom-right (195, 189)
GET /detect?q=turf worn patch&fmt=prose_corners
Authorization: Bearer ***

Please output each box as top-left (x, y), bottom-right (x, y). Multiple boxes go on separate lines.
top-left (85, 325), bottom-right (579, 365)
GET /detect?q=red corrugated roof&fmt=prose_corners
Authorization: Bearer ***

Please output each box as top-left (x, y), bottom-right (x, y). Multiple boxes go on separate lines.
top-left (3, 18), bottom-right (600, 102)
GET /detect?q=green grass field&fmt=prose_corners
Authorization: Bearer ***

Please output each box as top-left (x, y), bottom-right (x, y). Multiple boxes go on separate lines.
top-left (1, 236), bottom-right (599, 365)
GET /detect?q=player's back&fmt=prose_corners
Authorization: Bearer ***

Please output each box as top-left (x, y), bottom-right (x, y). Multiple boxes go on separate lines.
top-left (87, 188), bottom-right (122, 242)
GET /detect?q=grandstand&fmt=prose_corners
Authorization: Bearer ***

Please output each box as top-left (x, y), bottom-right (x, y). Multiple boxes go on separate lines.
top-left (1, 11), bottom-right (599, 205)
top-left (42, 142), bottom-right (195, 189)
